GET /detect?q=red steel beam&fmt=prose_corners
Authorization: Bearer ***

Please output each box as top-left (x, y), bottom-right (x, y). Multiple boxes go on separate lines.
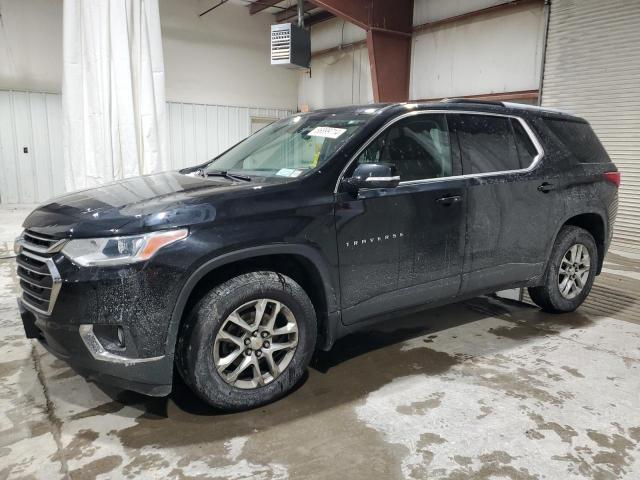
top-left (367, 30), bottom-right (412, 103)
top-left (309, 0), bottom-right (413, 102)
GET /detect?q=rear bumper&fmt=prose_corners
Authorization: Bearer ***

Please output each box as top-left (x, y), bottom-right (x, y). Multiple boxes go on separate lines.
top-left (19, 300), bottom-right (173, 396)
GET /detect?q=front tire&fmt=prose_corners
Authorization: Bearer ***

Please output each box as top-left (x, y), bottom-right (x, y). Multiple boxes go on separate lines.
top-left (177, 271), bottom-right (317, 410)
top-left (528, 226), bottom-right (598, 313)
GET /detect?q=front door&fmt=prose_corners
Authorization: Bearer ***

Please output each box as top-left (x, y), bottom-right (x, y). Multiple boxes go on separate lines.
top-left (336, 113), bottom-right (466, 324)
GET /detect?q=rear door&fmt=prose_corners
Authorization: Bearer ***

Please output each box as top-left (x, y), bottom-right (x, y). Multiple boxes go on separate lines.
top-left (449, 113), bottom-right (556, 293)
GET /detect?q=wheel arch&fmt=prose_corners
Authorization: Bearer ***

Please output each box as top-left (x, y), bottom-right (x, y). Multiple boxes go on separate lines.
top-left (552, 212), bottom-right (607, 275)
top-left (165, 244), bottom-right (339, 357)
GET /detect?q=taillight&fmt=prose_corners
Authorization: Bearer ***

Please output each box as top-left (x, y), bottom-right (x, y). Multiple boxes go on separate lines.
top-left (604, 171), bottom-right (621, 187)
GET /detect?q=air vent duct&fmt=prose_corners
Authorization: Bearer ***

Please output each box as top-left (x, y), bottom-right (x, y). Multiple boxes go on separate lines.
top-left (271, 23), bottom-right (310, 69)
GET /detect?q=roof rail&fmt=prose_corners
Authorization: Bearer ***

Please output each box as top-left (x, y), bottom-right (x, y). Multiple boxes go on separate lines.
top-left (441, 98), bottom-right (505, 107)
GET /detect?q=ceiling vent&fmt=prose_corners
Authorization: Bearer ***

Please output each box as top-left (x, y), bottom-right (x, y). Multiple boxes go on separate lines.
top-left (271, 23), bottom-right (310, 69)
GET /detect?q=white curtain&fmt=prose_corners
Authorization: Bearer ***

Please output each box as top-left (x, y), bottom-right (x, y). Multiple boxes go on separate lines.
top-left (62, 0), bottom-right (167, 191)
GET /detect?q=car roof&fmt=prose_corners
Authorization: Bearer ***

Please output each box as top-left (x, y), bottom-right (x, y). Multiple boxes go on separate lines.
top-left (308, 99), bottom-right (585, 123)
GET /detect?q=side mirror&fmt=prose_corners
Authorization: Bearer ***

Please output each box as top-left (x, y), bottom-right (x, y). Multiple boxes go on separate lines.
top-left (343, 163), bottom-right (400, 193)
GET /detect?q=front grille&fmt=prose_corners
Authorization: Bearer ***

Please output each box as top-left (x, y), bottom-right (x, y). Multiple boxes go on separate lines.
top-left (16, 230), bottom-right (65, 315)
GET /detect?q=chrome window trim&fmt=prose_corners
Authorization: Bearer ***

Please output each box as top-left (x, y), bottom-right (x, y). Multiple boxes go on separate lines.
top-left (334, 109), bottom-right (545, 193)
top-left (18, 249), bottom-right (62, 316)
top-left (365, 176), bottom-right (400, 182)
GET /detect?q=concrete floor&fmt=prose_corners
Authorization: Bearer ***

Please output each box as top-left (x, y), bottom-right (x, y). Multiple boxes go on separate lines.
top-left (1, 205), bottom-right (639, 480)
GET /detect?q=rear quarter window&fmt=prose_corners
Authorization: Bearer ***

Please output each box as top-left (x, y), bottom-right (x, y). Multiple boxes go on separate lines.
top-left (543, 118), bottom-right (610, 163)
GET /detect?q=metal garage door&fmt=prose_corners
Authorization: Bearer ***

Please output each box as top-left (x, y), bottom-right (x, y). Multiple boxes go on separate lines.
top-left (0, 90), bottom-right (65, 204)
top-left (541, 0), bottom-right (640, 251)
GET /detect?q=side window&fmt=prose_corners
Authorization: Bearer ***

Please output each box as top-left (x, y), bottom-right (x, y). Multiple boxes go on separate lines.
top-left (511, 118), bottom-right (538, 168)
top-left (454, 115), bottom-right (519, 174)
top-left (356, 114), bottom-right (453, 182)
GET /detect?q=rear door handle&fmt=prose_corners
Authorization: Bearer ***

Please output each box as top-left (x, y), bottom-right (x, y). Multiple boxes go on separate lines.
top-left (436, 195), bottom-right (462, 206)
top-left (537, 182), bottom-right (555, 193)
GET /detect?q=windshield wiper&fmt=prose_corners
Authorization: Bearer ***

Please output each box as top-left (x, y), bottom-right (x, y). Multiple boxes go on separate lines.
top-left (202, 170), bottom-right (252, 182)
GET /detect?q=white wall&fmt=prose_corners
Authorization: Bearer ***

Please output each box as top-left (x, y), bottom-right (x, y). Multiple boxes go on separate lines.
top-left (410, 1), bottom-right (546, 100)
top-left (298, 0), bottom-right (546, 109)
top-left (413, 0), bottom-right (507, 25)
top-left (0, 0), bottom-right (63, 92)
top-left (297, 18), bottom-right (373, 110)
top-left (298, 45), bottom-right (373, 110)
top-left (0, 0), bottom-right (298, 110)
top-left (160, 0), bottom-right (297, 108)
top-left (0, 0), bottom-right (299, 203)
top-left (308, 17), bottom-right (366, 52)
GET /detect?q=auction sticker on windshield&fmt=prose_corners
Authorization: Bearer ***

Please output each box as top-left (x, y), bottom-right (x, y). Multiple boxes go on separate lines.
top-left (275, 168), bottom-right (303, 177)
top-left (308, 126), bottom-right (347, 139)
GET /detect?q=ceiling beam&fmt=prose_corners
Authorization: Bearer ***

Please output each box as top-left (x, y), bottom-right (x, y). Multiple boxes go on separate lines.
top-left (249, 0), bottom-right (282, 15)
top-left (275, 1), bottom-right (314, 22)
top-left (308, 0), bottom-right (414, 102)
top-left (305, 10), bottom-right (335, 27)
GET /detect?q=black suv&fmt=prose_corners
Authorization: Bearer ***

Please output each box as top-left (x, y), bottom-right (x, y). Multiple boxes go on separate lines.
top-left (16, 100), bottom-right (619, 410)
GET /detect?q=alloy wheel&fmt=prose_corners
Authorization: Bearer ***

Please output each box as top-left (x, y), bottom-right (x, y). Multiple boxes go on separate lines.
top-left (558, 243), bottom-right (591, 300)
top-left (213, 299), bottom-right (299, 389)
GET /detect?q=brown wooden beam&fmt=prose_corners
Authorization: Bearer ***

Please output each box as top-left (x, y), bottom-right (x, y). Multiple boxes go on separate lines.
top-left (414, 90), bottom-right (540, 103)
top-left (308, 0), bottom-right (413, 102)
top-left (249, 0), bottom-right (282, 15)
top-left (305, 10), bottom-right (335, 27)
top-left (275, 1), bottom-right (313, 22)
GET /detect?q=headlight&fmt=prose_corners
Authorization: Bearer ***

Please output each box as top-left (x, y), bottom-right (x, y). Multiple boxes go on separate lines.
top-left (61, 229), bottom-right (188, 267)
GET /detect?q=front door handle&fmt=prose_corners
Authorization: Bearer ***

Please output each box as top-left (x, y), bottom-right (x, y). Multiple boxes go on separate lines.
top-left (537, 182), bottom-right (555, 193)
top-left (436, 195), bottom-right (462, 206)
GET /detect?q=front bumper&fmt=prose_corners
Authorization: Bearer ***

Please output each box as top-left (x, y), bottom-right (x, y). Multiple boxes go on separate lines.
top-left (19, 299), bottom-right (174, 396)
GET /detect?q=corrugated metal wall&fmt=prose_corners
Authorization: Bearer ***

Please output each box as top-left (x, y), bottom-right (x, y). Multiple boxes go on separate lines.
top-left (0, 90), bottom-right (292, 204)
top-left (541, 0), bottom-right (640, 251)
top-left (165, 103), bottom-right (291, 170)
top-left (0, 91), bottom-right (65, 204)
top-left (299, 46), bottom-right (373, 111)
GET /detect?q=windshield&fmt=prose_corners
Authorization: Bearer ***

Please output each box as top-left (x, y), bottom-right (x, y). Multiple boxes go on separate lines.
top-left (204, 112), bottom-right (371, 179)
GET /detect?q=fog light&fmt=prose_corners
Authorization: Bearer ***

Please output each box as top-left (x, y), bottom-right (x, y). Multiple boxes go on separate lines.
top-left (92, 324), bottom-right (126, 351)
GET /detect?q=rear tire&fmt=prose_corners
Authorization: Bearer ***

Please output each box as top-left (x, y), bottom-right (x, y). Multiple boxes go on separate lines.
top-left (177, 271), bottom-right (317, 411)
top-left (528, 226), bottom-right (598, 313)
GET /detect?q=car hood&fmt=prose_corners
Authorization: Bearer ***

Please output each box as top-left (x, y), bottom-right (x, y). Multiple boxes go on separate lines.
top-left (22, 171), bottom-right (272, 237)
